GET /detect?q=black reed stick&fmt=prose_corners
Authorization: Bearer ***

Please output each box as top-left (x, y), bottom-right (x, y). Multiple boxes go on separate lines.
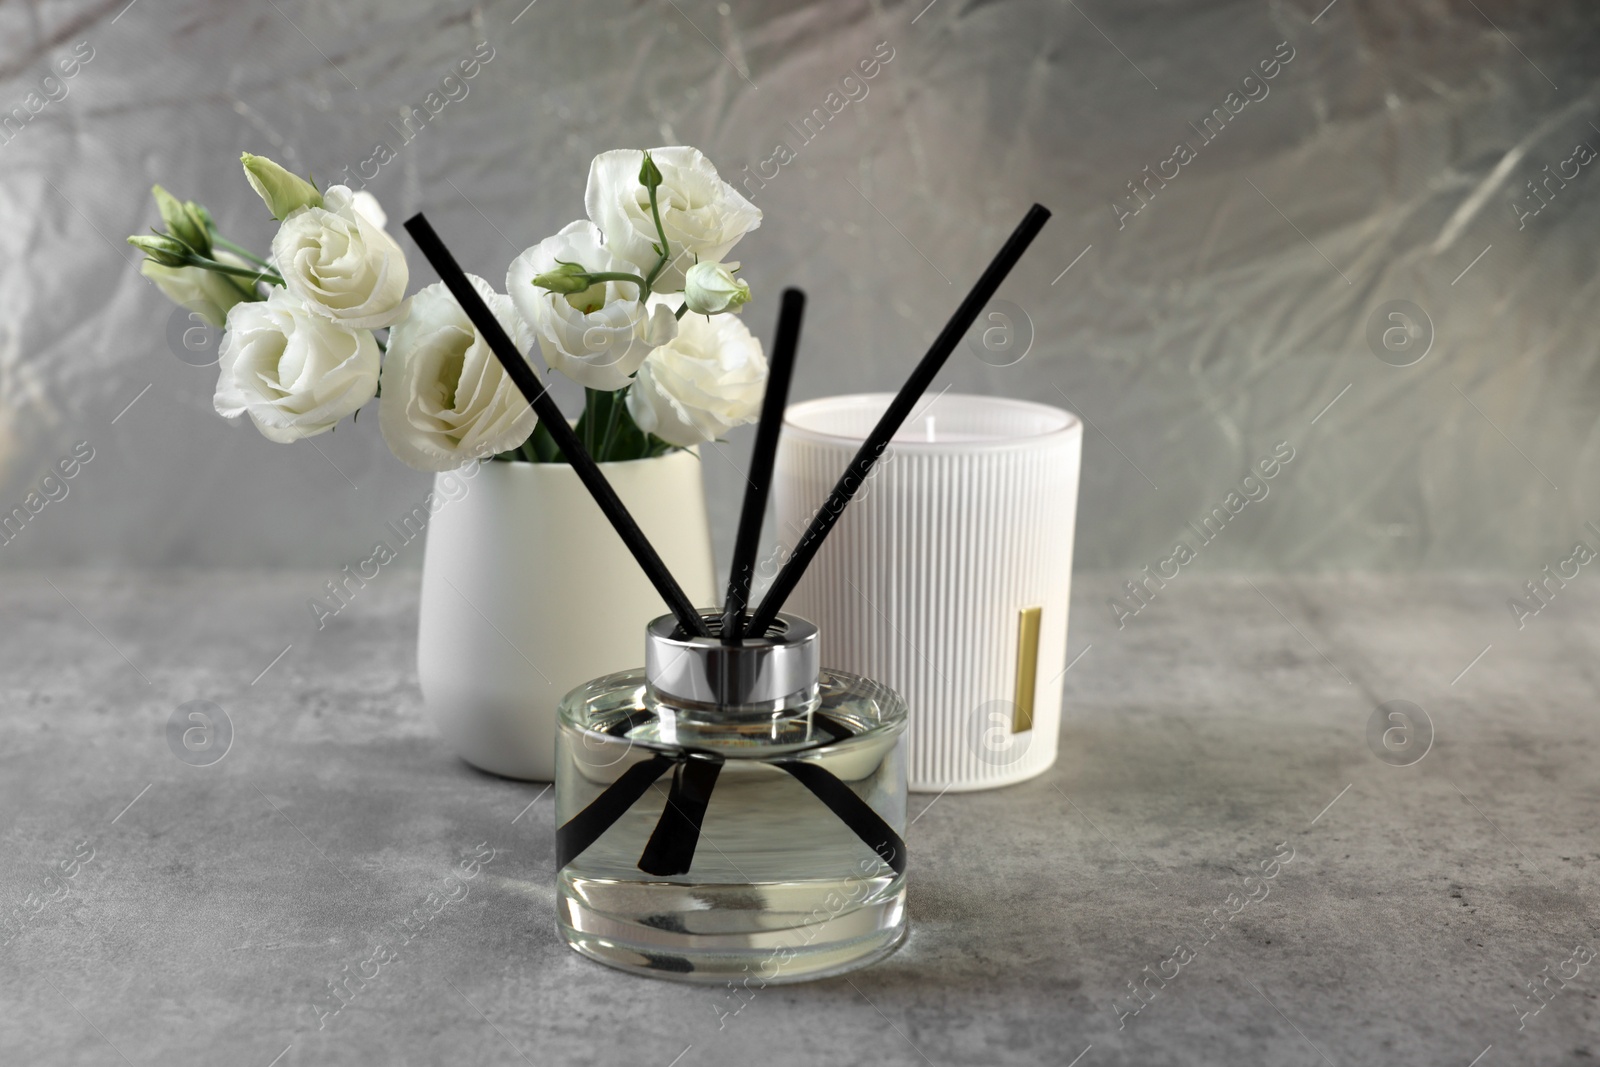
top-left (744, 203), bottom-right (1052, 636)
top-left (403, 213), bottom-right (711, 639)
top-left (721, 288), bottom-right (805, 644)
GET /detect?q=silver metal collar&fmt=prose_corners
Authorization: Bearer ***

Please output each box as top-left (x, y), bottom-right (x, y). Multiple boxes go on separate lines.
top-left (644, 612), bottom-right (820, 710)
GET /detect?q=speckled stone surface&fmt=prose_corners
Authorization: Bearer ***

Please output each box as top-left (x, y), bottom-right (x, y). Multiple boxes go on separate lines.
top-left (1, 571), bottom-right (1596, 1066)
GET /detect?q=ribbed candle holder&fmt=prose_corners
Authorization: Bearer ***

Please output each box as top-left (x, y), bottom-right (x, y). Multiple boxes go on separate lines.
top-left (774, 394), bottom-right (1082, 792)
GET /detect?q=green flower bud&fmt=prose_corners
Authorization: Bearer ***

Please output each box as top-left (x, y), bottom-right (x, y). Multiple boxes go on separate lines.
top-left (183, 201), bottom-right (214, 250)
top-left (127, 233), bottom-right (191, 268)
top-left (638, 151), bottom-right (664, 190)
top-left (240, 152), bottom-right (323, 220)
top-left (152, 185), bottom-right (210, 254)
top-left (683, 260), bottom-right (751, 315)
top-left (530, 261), bottom-right (594, 294)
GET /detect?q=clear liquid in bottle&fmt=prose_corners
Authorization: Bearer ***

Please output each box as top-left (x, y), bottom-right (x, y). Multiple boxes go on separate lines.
top-left (555, 638), bottom-right (908, 984)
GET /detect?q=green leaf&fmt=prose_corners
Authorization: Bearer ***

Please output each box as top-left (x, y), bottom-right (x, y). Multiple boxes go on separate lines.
top-left (494, 399), bottom-right (669, 465)
top-left (531, 419), bottom-right (564, 463)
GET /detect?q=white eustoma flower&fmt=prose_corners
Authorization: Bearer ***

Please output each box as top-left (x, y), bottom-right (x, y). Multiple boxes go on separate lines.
top-left (626, 296), bottom-right (767, 447)
top-left (506, 220), bottom-right (676, 391)
top-left (379, 274), bottom-right (538, 472)
top-left (141, 250), bottom-right (259, 327)
top-left (682, 260), bottom-right (750, 315)
top-left (585, 147), bottom-right (761, 292)
top-left (214, 288), bottom-right (380, 443)
top-left (349, 190), bottom-right (387, 229)
top-left (272, 185), bottom-right (409, 329)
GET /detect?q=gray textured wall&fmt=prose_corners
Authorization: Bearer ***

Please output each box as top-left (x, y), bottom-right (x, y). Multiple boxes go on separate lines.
top-left (1, 0), bottom-right (1596, 574)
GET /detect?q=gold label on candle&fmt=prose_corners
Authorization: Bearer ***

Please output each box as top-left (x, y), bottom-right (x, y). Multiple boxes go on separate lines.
top-left (1012, 607), bottom-right (1042, 732)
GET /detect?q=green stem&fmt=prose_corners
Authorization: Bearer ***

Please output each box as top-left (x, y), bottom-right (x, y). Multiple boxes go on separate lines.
top-left (211, 235), bottom-right (274, 269)
top-left (598, 387), bottom-right (627, 461)
top-left (582, 387), bottom-right (597, 454)
top-left (217, 269), bottom-right (262, 303)
top-left (675, 300), bottom-right (690, 321)
top-left (643, 180), bottom-right (672, 292)
top-left (187, 254), bottom-right (284, 287)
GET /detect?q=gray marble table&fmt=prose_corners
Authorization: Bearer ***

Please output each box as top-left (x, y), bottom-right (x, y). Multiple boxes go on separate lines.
top-left (2, 572), bottom-right (1596, 1066)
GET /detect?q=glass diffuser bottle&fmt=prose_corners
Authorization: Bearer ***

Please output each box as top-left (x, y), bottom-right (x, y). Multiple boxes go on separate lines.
top-left (402, 203), bottom-right (1050, 985)
top-left (555, 611), bottom-right (908, 983)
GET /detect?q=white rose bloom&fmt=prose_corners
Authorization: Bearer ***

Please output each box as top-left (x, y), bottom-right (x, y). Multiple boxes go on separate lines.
top-left (272, 185), bottom-right (409, 329)
top-left (585, 147), bottom-right (762, 292)
top-left (379, 275), bottom-right (538, 472)
top-left (506, 220), bottom-right (677, 391)
top-left (214, 288), bottom-right (380, 443)
top-left (626, 296), bottom-right (767, 447)
top-left (141, 250), bottom-right (259, 327)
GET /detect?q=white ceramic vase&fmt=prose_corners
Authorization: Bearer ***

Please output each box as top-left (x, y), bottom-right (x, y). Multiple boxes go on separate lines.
top-left (417, 450), bottom-right (717, 781)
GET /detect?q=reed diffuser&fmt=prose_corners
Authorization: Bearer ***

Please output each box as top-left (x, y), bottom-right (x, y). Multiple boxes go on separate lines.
top-left (403, 203), bottom-right (1050, 982)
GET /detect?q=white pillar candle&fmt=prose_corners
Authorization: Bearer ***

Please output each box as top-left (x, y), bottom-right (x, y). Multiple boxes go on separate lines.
top-left (775, 393), bottom-right (1082, 791)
